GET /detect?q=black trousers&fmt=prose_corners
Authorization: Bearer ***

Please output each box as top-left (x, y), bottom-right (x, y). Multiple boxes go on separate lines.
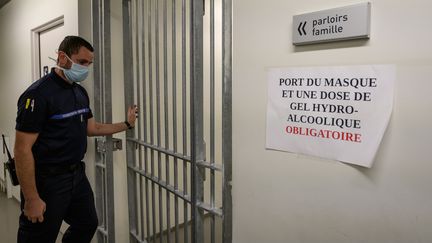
top-left (17, 162), bottom-right (98, 243)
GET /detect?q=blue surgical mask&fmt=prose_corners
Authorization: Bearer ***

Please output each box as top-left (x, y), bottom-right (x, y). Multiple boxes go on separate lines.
top-left (57, 54), bottom-right (89, 83)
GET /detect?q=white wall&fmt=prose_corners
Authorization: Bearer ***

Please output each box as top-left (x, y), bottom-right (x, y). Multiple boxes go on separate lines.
top-left (0, 0), bottom-right (79, 199)
top-left (233, 0), bottom-right (432, 243)
top-left (110, 0), bottom-right (130, 242)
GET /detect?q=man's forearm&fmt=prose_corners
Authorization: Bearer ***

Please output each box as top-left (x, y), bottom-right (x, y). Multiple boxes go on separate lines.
top-left (15, 149), bottom-right (39, 200)
top-left (87, 121), bottom-right (129, 137)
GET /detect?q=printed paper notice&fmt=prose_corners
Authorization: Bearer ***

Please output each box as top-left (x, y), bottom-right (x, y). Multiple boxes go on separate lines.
top-left (266, 65), bottom-right (395, 167)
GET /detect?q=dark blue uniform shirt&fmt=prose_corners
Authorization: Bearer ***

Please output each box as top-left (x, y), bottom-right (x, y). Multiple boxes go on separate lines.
top-left (15, 69), bottom-right (93, 166)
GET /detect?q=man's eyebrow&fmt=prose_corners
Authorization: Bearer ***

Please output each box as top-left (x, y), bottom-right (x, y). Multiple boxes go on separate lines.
top-left (77, 59), bottom-right (93, 64)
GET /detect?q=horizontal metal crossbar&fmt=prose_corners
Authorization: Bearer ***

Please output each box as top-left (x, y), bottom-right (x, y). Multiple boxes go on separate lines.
top-left (196, 160), bottom-right (223, 172)
top-left (196, 201), bottom-right (223, 217)
top-left (128, 138), bottom-right (223, 172)
top-left (127, 137), bottom-right (191, 162)
top-left (97, 226), bottom-right (108, 236)
top-left (130, 230), bottom-right (148, 243)
top-left (128, 165), bottom-right (192, 203)
top-left (95, 162), bottom-right (106, 169)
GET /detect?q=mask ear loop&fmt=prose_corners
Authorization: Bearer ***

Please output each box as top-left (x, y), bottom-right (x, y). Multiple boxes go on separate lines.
top-left (54, 50), bottom-right (72, 63)
top-left (49, 56), bottom-right (63, 69)
top-left (50, 50), bottom-right (60, 64)
top-left (50, 49), bottom-right (63, 65)
top-left (51, 51), bottom-right (72, 71)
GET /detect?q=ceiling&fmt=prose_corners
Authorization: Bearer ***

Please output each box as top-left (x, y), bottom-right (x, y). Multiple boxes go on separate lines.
top-left (0, 0), bottom-right (10, 9)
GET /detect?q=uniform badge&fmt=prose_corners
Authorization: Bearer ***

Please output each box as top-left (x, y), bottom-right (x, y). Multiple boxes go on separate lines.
top-left (25, 98), bottom-right (35, 112)
top-left (31, 99), bottom-right (35, 112)
top-left (25, 98), bottom-right (31, 109)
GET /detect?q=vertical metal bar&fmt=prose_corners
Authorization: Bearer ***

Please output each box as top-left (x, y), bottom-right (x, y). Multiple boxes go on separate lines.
top-left (163, 0), bottom-right (171, 242)
top-left (181, 0), bottom-right (189, 241)
top-left (171, 0), bottom-right (180, 242)
top-left (210, 0), bottom-right (216, 242)
top-left (132, 0), bottom-right (140, 240)
top-left (105, 0), bottom-right (117, 234)
top-left (131, 0), bottom-right (142, 239)
top-left (102, 0), bottom-right (109, 229)
top-left (92, 0), bottom-right (103, 241)
top-left (103, 163), bottom-right (107, 238)
top-left (222, 0), bottom-right (233, 242)
top-left (134, 0), bottom-right (144, 240)
top-left (141, 0), bottom-right (152, 241)
top-left (93, 0), bottom-right (116, 242)
top-left (155, 1), bottom-right (164, 242)
top-left (148, 0), bottom-right (157, 241)
top-left (96, 2), bottom-right (108, 240)
top-left (123, 0), bottom-right (139, 242)
top-left (191, 0), bottom-right (205, 242)
top-left (142, 1), bottom-right (151, 241)
top-left (104, 0), bottom-right (117, 239)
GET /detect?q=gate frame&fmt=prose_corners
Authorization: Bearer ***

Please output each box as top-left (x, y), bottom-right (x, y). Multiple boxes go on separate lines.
top-left (190, 0), bottom-right (205, 242)
top-left (222, 0), bottom-right (233, 242)
top-left (122, 0), bottom-right (232, 242)
top-left (92, 0), bottom-right (116, 242)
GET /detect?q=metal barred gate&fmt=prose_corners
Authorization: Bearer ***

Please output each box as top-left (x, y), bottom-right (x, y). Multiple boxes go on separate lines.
top-left (92, 0), bottom-right (116, 242)
top-left (122, 0), bottom-right (232, 242)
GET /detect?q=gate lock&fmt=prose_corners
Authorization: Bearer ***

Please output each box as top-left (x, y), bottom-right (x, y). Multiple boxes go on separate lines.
top-left (96, 137), bottom-right (123, 153)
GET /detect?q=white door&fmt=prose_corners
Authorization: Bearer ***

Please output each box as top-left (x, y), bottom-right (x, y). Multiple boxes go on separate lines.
top-left (39, 23), bottom-right (65, 78)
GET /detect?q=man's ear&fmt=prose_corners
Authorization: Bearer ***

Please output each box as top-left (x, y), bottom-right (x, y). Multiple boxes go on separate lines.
top-left (57, 52), bottom-right (68, 67)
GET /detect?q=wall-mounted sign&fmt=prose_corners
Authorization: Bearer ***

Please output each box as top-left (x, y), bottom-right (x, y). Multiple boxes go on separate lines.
top-left (266, 65), bottom-right (395, 168)
top-left (293, 2), bottom-right (371, 45)
top-left (43, 66), bottom-right (49, 76)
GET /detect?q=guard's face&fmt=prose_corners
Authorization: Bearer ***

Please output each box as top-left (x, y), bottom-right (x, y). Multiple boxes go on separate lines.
top-left (58, 46), bottom-right (94, 69)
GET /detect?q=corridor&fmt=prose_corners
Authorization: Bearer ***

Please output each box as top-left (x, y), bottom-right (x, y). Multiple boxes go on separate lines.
top-left (0, 192), bottom-right (20, 243)
top-left (0, 192), bottom-right (62, 243)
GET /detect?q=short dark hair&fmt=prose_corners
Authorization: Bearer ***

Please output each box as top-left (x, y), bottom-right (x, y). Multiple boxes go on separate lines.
top-left (58, 36), bottom-right (94, 57)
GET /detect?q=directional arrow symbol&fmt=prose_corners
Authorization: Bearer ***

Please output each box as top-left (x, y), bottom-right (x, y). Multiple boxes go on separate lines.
top-left (298, 21), bottom-right (307, 36)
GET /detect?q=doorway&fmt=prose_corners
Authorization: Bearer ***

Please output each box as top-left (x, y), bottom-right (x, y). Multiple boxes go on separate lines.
top-left (31, 16), bottom-right (65, 80)
top-left (92, 0), bottom-right (232, 242)
top-left (122, 0), bottom-right (232, 242)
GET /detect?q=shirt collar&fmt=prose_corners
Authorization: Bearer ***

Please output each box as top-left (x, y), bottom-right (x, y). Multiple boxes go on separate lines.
top-left (49, 68), bottom-right (74, 88)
